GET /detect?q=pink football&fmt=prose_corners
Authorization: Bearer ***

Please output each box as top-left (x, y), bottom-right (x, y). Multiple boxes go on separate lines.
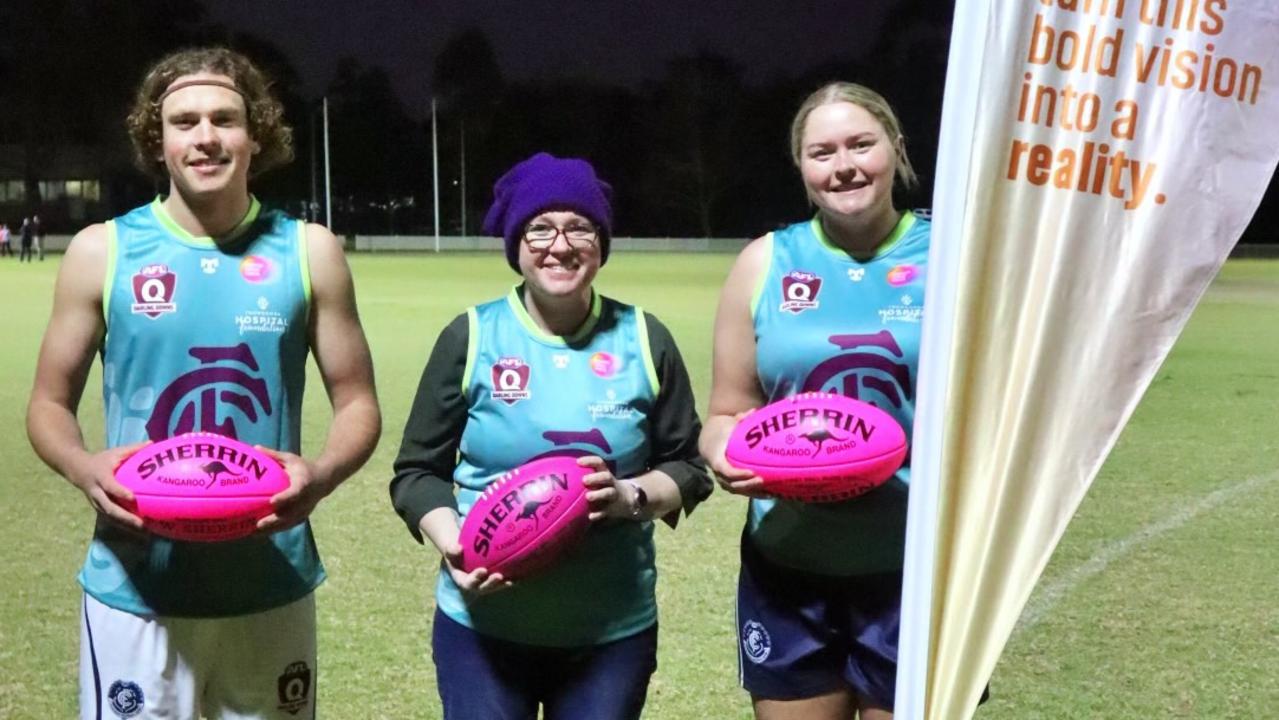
top-left (725, 392), bottom-right (907, 502)
top-left (114, 432), bottom-right (290, 542)
top-left (458, 455), bottom-right (591, 580)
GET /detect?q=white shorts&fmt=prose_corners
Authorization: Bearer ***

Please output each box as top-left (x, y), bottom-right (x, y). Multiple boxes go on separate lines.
top-left (80, 592), bottom-right (317, 719)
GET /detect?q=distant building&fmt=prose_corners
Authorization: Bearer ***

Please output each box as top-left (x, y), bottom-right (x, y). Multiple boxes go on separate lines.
top-left (0, 144), bottom-right (135, 229)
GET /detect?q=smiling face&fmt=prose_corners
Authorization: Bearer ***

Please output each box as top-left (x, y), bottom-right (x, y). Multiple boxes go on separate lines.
top-left (159, 73), bottom-right (259, 202)
top-left (517, 210), bottom-right (602, 300)
top-left (799, 101), bottom-right (899, 223)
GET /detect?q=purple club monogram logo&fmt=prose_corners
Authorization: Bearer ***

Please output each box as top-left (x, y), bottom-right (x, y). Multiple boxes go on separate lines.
top-left (146, 343), bottom-right (273, 441)
top-left (131, 264), bottom-right (178, 319)
top-left (535, 429), bottom-right (613, 457)
top-left (801, 331), bottom-right (915, 479)
top-left (491, 357), bottom-right (531, 405)
top-left (780, 270), bottom-right (822, 314)
top-left (527, 429), bottom-right (618, 474)
top-left (803, 330), bottom-right (913, 411)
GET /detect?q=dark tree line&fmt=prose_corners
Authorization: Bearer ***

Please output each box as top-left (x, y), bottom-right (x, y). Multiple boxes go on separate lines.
top-left (1, 0), bottom-right (1273, 241)
top-left (396, 7), bottom-right (956, 240)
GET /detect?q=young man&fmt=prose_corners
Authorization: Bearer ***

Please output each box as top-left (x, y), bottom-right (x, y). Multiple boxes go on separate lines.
top-left (26, 47), bottom-right (381, 719)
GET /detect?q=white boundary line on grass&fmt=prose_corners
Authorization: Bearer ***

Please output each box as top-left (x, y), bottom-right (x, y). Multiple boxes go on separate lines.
top-left (1016, 469), bottom-right (1279, 632)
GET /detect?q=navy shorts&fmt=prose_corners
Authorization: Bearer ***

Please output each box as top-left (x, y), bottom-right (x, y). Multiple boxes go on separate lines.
top-left (736, 533), bottom-right (902, 708)
top-left (431, 608), bottom-right (657, 720)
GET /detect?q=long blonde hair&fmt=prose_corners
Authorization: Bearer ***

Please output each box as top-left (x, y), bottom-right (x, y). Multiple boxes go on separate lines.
top-left (789, 82), bottom-right (918, 192)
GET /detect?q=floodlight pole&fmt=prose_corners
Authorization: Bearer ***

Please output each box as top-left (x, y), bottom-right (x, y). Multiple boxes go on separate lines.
top-left (309, 105), bottom-right (317, 221)
top-left (322, 97), bottom-right (332, 230)
top-left (432, 97), bottom-right (441, 253)
top-left (459, 119), bottom-right (467, 238)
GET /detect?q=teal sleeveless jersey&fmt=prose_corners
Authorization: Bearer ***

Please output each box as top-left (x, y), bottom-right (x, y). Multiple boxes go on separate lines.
top-left (748, 212), bottom-right (929, 576)
top-left (80, 197), bottom-right (325, 617)
top-left (437, 288), bottom-right (662, 646)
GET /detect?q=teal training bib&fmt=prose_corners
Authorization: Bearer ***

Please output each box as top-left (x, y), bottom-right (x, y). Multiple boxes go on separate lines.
top-left (436, 288), bottom-right (663, 646)
top-left (748, 213), bottom-right (929, 576)
top-left (79, 198), bottom-right (325, 617)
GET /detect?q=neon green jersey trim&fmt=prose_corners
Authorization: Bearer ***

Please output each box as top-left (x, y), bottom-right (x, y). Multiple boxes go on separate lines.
top-left (296, 220), bottom-right (312, 317)
top-left (149, 195), bottom-right (262, 248)
top-left (504, 285), bottom-right (602, 346)
top-left (749, 233), bottom-right (774, 321)
top-left (462, 307), bottom-right (479, 393)
top-left (103, 221), bottom-right (118, 326)
top-left (811, 212), bottom-right (916, 261)
top-left (634, 307), bottom-right (660, 396)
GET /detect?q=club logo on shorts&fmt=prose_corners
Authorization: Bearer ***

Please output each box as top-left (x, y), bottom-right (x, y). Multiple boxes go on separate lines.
top-left (780, 271), bottom-right (822, 314)
top-left (491, 357), bottom-right (531, 405)
top-left (741, 620), bottom-right (772, 664)
top-left (131, 264), bottom-right (177, 319)
top-left (277, 661), bottom-right (312, 715)
top-left (108, 680), bottom-right (145, 718)
top-left (240, 255), bottom-right (275, 283)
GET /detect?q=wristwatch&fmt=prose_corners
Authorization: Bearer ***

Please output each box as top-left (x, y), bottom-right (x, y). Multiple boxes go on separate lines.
top-left (624, 480), bottom-right (649, 520)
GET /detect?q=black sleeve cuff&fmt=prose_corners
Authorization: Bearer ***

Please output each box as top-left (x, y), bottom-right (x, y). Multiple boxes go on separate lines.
top-left (389, 313), bottom-right (469, 543)
top-left (644, 312), bottom-right (714, 525)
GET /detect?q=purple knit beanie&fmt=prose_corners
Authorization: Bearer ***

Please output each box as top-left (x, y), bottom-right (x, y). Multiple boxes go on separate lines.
top-left (481, 152), bottom-right (614, 273)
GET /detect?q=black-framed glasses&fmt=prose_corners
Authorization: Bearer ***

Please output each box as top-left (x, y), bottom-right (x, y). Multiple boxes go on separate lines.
top-left (523, 222), bottom-right (599, 250)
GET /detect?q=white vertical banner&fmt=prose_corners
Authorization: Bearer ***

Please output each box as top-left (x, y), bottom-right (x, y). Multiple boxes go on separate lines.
top-left (897, 1), bottom-right (1279, 718)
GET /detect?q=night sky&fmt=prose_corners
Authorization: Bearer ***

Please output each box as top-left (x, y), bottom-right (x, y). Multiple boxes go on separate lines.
top-left (202, 0), bottom-right (898, 116)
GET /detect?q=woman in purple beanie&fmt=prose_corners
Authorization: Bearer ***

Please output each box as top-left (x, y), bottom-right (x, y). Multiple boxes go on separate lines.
top-left (390, 152), bottom-right (713, 720)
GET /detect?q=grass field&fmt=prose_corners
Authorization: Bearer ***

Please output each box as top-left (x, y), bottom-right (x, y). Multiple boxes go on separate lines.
top-left (2, 252), bottom-right (1277, 718)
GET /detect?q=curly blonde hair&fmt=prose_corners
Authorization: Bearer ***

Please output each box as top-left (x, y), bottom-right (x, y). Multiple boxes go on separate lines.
top-left (127, 47), bottom-right (294, 180)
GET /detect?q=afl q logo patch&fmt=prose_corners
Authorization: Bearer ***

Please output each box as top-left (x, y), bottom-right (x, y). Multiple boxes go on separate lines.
top-left (741, 620), bottom-right (772, 664)
top-left (107, 680), bottom-right (144, 718)
top-left (491, 357), bottom-right (532, 405)
top-left (780, 271), bottom-right (822, 314)
top-left (130, 264), bottom-right (178, 319)
top-left (277, 661), bottom-right (312, 715)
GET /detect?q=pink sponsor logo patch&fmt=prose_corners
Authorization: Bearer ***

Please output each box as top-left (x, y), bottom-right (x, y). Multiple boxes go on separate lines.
top-left (589, 352), bottom-right (619, 378)
top-left (239, 255), bottom-right (274, 283)
top-left (886, 264), bottom-right (919, 287)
